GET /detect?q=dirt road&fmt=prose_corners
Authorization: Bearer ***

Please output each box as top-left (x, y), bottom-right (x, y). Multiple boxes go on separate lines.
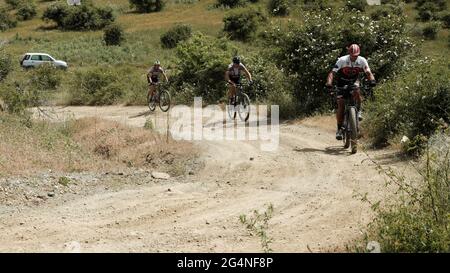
top-left (0, 106), bottom-right (404, 252)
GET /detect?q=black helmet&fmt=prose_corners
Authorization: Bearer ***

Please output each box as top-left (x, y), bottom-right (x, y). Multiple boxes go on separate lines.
top-left (232, 56), bottom-right (240, 64)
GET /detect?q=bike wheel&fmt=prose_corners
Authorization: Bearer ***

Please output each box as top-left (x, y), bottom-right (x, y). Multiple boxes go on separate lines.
top-left (159, 90), bottom-right (171, 112)
top-left (147, 93), bottom-right (156, 112)
top-left (344, 130), bottom-right (350, 149)
top-left (227, 96), bottom-right (237, 120)
top-left (349, 107), bottom-right (358, 154)
top-left (238, 93), bottom-right (251, 122)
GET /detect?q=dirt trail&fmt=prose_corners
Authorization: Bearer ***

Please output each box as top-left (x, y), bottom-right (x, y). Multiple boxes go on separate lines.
top-left (0, 106), bottom-right (405, 252)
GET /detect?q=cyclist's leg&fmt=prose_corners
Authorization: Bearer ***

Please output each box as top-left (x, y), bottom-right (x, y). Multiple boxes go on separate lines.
top-left (353, 81), bottom-right (362, 110)
top-left (336, 96), bottom-right (344, 128)
top-left (228, 79), bottom-right (238, 100)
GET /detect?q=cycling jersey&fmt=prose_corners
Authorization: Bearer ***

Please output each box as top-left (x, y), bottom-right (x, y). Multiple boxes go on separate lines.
top-left (228, 63), bottom-right (247, 83)
top-left (148, 66), bottom-right (165, 83)
top-left (332, 55), bottom-right (371, 86)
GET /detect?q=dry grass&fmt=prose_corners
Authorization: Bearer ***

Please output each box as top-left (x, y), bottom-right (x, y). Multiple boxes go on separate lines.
top-left (0, 113), bottom-right (196, 176)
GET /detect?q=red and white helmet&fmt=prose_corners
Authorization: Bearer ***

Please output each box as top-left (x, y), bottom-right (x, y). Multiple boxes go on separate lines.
top-left (348, 44), bottom-right (360, 57)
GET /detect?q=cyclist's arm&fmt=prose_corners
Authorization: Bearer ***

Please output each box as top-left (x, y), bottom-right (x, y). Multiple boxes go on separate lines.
top-left (242, 66), bottom-right (252, 82)
top-left (162, 70), bottom-right (169, 82)
top-left (326, 71), bottom-right (335, 86)
top-left (362, 58), bottom-right (375, 81)
top-left (225, 71), bottom-right (233, 84)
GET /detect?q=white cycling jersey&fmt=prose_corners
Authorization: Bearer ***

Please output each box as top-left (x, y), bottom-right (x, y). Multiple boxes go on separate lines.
top-left (332, 55), bottom-right (371, 85)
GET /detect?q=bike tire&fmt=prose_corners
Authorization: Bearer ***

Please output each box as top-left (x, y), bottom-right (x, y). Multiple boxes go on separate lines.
top-left (349, 107), bottom-right (358, 154)
top-left (238, 93), bottom-right (251, 122)
top-left (227, 97), bottom-right (237, 120)
top-left (147, 94), bottom-right (156, 112)
top-left (159, 90), bottom-right (171, 112)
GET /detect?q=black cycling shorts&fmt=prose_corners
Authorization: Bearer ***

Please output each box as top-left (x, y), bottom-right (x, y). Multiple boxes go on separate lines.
top-left (229, 77), bottom-right (240, 85)
top-left (148, 76), bottom-right (159, 84)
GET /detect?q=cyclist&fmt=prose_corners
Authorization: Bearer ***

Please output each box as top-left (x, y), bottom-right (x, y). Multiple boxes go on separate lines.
top-left (147, 60), bottom-right (168, 101)
top-left (225, 56), bottom-right (253, 104)
top-left (325, 44), bottom-right (376, 140)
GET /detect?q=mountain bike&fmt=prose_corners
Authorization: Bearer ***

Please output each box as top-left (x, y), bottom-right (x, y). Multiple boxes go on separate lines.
top-left (148, 82), bottom-right (171, 112)
top-left (227, 83), bottom-right (251, 122)
top-left (332, 84), bottom-right (360, 154)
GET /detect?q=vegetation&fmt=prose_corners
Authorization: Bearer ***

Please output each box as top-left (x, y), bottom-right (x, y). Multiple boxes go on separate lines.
top-left (160, 24), bottom-right (192, 48)
top-left (0, 8), bottom-right (17, 31)
top-left (223, 7), bottom-right (267, 41)
top-left (104, 24), bottom-right (125, 46)
top-left (129, 0), bottom-right (165, 13)
top-left (42, 2), bottom-right (115, 30)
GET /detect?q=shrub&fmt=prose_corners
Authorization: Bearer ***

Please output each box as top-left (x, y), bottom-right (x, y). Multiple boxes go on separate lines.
top-left (69, 68), bottom-right (124, 105)
top-left (104, 24), bottom-right (125, 46)
top-left (0, 8), bottom-right (17, 31)
top-left (422, 22), bottom-right (440, 40)
top-left (16, 1), bottom-right (37, 21)
top-left (5, 0), bottom-right (21, 9)
top-left (129, 0), bottom-right (165, 13)
top-left (268, 0), bottom-right (289, 16)
top-left (415, 0), bottom-right (447, 10)
top-left (223, 8), bottom-right (267, 41)
top-left (417, 2), bottom-right (440, 21)
top-left (29, 63), bottom-right (62, 91)
top-left (0, 53), bottom-right (12, 82)
top-left (365, 61), bottom-right (450, 147)
top-left (43, 2), bottom-right (115, 30)
top-left (361, 135), bottom-right (450, 252)
top-left (172, 33), bottom-right (237, 103)
top-left (264, 8), bottom-right (414, 115)
top-left (440, 12), bottom-right (450, 29)
top-left (345, 0), bottom-right (366, 12)
top-left (160, 24), bottom-right (192, 49)
top-left (216, 0), bottom-right (247, 8)
top-left (301, 0), bottom-right (330, 11)
top-left (370, 4), bottom-right (404, 20)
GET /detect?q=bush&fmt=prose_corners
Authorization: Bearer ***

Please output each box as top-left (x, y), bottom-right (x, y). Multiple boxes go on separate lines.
top-left (16, 1), bottom-right (37, 21)
top-left (365, 62), bottom-right (450, 147)
top-left (160, 24), bottom-right (192, 49)
top-left (69, 68), bottom-right (124, 105)
top-left (223, 8), bottom-right (267, 41)
top-left (440, 12), bottom-right (450, 29)
top-left (43, 2), bottom-right (115, 30)
top-left (301, 0), bottom-right (330, 11)
top-left (416, 2), bottom-right (440, 21)
top-left (171, 33), bottom-right (237, 103)
top-left (129, 0), bottom-right (165, 13)
top-left (361, 135), bottom-right (450, 252)
top-left (345, 0), bottom-right (366, 12)
top-left (264, 8), bottom-right (414, 115)
top-left (415, 0), bottom-right (447, 10)
top-left (104, 24), bottom-right (125, 46)
top-left (370, 5), bottom-right (404, 20)
top-left (29, 63), bottom-right (62, 91)
top-left (5, 0), bottom-right (21, 9)
top-left (0, 53), bottom-right (12, 82)
top-left (422, 22), bottom-right (440, 40)
top-left (268, 0), bottom-right (289, 16)
top-left (216, 0), bottom-right (247, 8)
top-left (0, 8), bottom-right (17, 31)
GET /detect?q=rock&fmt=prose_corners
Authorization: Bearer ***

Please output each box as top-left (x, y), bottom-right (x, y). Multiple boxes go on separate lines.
top-left (64, 241), bottom-right (81, 253)
top-left (151, 171), bottom-right (170, 180)
top-left (249, 157), bottom-right (254, 161)
top-left (47, 192), bottom-right (55, 197)
top-left (188, 170), bottom-right (195, 175)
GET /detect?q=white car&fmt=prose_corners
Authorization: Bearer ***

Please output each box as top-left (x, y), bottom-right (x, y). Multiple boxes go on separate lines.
top-left (20, 53), bottom-right (68, 69)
